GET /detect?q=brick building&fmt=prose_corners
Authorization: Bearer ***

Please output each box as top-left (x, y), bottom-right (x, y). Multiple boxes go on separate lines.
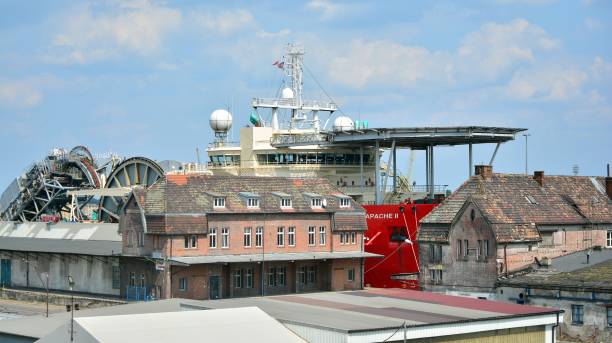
top-left (418, 165), bottom-right (612, 297)
top-left (119, 175), bottom-right (374, 300)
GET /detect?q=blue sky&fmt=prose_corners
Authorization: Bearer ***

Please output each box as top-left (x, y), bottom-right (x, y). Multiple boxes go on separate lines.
top-left (1, 0), bottom-right (611, 191)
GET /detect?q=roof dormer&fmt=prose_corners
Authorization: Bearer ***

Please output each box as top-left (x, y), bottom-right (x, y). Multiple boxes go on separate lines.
top-left (239, 192), bottom-right (260, 209)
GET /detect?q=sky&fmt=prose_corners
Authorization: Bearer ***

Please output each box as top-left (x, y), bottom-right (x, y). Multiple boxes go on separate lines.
top-left (0, 0), bottom-right (611, 192)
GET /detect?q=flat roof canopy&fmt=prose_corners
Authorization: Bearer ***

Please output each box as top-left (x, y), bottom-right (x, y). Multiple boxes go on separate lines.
top-left (271, 126), bottom-right (527, 149)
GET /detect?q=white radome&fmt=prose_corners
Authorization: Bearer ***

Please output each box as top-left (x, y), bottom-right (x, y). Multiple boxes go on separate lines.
top-left (281, 87), bottom-right (294, 99)
top-left (210, 109), bottom-right (233, 132)
top-left (333, 116), bottom-right (355, 132)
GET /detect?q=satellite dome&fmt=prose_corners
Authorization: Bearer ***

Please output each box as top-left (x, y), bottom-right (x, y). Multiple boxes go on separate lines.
top-left (333, 116), bottom-right (355, 132)
top-left (281, 87), bottom-right (294, 99)
top-left (210, 109), bottom-right (233, 132)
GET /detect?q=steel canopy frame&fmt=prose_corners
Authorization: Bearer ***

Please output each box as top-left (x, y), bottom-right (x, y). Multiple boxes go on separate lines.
top-left (270, 126), bottom-right (527, 204)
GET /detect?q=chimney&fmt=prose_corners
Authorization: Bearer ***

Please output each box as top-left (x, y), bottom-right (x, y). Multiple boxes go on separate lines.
top-left (606, 164), bottom-right (612, 200)
top-left (475, 165), bottom-right (493, 180)
top-left (533, 171), bottom-right (544, 187)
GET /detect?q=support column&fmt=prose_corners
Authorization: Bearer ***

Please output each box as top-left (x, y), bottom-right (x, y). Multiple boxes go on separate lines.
top-left (429, 146), bottom-right (435, 199)
top-left (375, 141), bottom-right (381, 205)
top-left (359, 146), bottom-right (364, 194)
top-left (469, 143), bottom-right (473, 177)
top-left (392, 144), bottom-right (397, 193)
top-left (425, 147), bottom-right (430, 191)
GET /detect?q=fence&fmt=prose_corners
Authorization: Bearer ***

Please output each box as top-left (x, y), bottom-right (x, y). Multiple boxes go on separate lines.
top-left (125, 286), bottom-right (151, 302)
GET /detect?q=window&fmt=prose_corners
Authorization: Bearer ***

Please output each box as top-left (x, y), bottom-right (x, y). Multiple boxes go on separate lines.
top-left (127, 230), bottom-right (134, 247)
top-left (213, 197), bottom-right (225, 208)
top-left (340, 232), bottom-right (346, 244)
top-left (244, 227), bottom-right (252, 247)
top-left (138, 231), bottom-right (145, 247)
top-left (129, 272), bottom-right (135, 287)
top-left (429, 244), bottom-right (435, 261)
top-left (571, 304), bottom-right (584, 325)
top-left (437, 270), bottom-right (443, 283)
top-left (268, 267), bottom-right (277, 286)
top-left (607, 307), bottom-right (612, 327)
top-left (280, 198), bottom-right (292, 208)
top-left (233, 270), bottom-right (242, 288)
top-left (319, 226), bottom-right (326, 245)
top-left (457, 240), bottom-right (462, 259)
top-left (112, 266), bottom-right (120, 289)
top-left (308, 266), bottom-right (317, 283)
top-left (277, 227), bottom-right (284, 246)
top-left (209, 228), bottom-right (217, 248)
top-left (607, 231), bottom-right (612, 248)
top-left (429, 269), bottom-right (442, 283)
top-left (429, 269), bottom-right (436, 282)
top-left (463, 240), bottom-right (469, 257)
top-left (278, 267), bottom-right (286, 286)
top-left (477, 240), bottom-right (482, 260)
top-left (339, 198), bottom-right (351, 208)
top-left (245, 268), bottom-right (254, 288)
top-left (525, 194), bottom-right (538, 205)
top-left (311, 198), bottom-right (323, 208)
top-left (255, 226), bottom-right (263, 247)
top-left (139, 273), bottom-right (145, 287)
top-left (347, 268), bottom-right (355, 282)
top-left (288, 227), bottom-right (295, 246)
top-left (308, 227), bottom-right (315, 246)
top-left (350, 231), bottom-right (356, 244)
top-left (221, 227), bottom-right (229, 248)
top-left (484, 240), bottom-right (490, 257)
top-left (298, 267), bottom-right (306, 284)
top-left (179, 277), bottom-right (188, 291)
top-left (247, 197), bottom-right (259, 208)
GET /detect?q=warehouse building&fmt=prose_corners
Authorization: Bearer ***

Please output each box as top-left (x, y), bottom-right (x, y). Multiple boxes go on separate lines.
top-left (497, 250), bottom-right (612, 343)
top-left (0, 221), bottom-right (121, 296)
top-left (0, 288), bottom-right (562, 343)
top-left (418, 166), bottom-right (612, 297)
top-left (119, 175), bottom-right (377, 300)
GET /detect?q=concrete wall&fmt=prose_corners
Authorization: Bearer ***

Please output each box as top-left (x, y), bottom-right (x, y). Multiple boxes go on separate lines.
top-left (0, 251), bottom-right (119, 296)
top-left (420, 203), bottom-right (498, 293)
top-left (497, 286), bottom-right (611, 343)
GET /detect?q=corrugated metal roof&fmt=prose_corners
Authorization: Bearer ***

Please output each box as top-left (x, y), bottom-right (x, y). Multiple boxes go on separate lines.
top-left (170, 251), bottom-right (381, 265)
top-left (0, 221), bottom-right (121, 256)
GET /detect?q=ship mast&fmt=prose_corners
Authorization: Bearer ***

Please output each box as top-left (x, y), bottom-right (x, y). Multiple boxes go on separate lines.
top-left (252, 43), bottom-right (337, 131)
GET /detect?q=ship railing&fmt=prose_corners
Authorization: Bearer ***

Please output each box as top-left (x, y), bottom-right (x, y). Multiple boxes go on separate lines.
top-left (252, 98), bottom-right (337, 110)
top-left (207, 141), bottom-right (240, 149)
top-left (383, 184), bottom-right (448, 194)
top-left (270, 133), bottom-right (331, 146)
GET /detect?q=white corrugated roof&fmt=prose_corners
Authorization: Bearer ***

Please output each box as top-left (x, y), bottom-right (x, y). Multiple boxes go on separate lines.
top-left (37, 307), bottom-right (306, 343)
top-left (170, 251), bottom-right (382, 265)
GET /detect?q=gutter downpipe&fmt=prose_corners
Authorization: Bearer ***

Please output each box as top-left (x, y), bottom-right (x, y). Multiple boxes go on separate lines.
top-left (552, 312), bottom-right (559, 343)
top-left (504, 245), bottom-right (508, 278)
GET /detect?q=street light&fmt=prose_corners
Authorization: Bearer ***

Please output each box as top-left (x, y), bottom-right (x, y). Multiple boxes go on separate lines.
top-left (523, 133), bottom-right (531, 175)
top-left (67, 275), bottom-right (75, 342)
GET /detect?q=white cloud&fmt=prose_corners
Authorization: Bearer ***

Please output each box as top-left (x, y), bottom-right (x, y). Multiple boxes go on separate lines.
top-left (325, 19), bottom-right (558, 88)
top-left (192, 9), bottom-right (255, 35)
top-left (327, 40), bottom-right (452, 88)
top-left (306, 0), bottom-right (346, 20)
top-left (0, 80), bottom-right (43, 108)
top-left (505, 67), bottom-right (588, 101)
top-left (46, 1), bottom-right (181, 64)
top-left (456, 19), bottom-right (558, 80)
top-left (585, 17), bottom-right (603, 30)
top-left (590, 56), bottom-right (612, 80)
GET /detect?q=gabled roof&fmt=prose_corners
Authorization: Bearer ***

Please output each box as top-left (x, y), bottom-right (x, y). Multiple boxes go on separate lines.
top-left (143, 175), bottom-right (363, 215)
top-left (421, 174), bottom-right (612, 226)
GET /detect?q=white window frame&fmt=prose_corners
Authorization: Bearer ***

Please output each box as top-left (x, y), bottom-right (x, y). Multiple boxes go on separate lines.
top-left (288, 227), bottom-right (295, 246)
top-left (347, 268), bottom-right (355, 282)
top-left (247, 197), bottom-right (260, 208)
top-left (350, 231), bottom-right (356, 244)
top-left (255, 226), bottom-right (263, 247)
top-left (311, 198), bottom-right (323, 208)
top-left (221, 227), bottom-right (229, 248)
top-left (179, 277), bottom-right (187, 291)
top-left (339, 198), bottom-right (351, 208)
top-left (233, 269), bottom-right (242, 288)
top-left (209, 228), bottom-right (217, 248)
top-left (308, 226), bottom-right (315, 246)
top-left (244, 227), bottom-right (251, 248)
top-left (280, 197), bottom-right (292, 209)
top-left (277, 227), bottom-right (285, 247)
top-left (319, 226), bottom-right (326, 246)
top-left (607, 230), bottom-right (612, 248)
top-left (245, 268), bottom-right (253, 288)
top-left (213, 197), bottom-right (225, 208)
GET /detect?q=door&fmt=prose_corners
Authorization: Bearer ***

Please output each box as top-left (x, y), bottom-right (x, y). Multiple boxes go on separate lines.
top-left (209, 276), bottom-right (220, 300)
top-left (332, 268), bottom-right (344, 291)
top-left (1, 259), bottom-right (11, 287)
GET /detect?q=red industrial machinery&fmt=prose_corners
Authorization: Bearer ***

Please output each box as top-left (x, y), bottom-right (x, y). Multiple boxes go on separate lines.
top-left (363, 203), bottom-right (438, 289)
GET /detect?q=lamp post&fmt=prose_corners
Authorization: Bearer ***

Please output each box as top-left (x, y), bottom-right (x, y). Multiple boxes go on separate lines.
top-left (67, 275), bottom-right (75, 342)
top-left (41, 272), bottom-right (49, 318)
top-left (523, 133), bottom-right (531, 175)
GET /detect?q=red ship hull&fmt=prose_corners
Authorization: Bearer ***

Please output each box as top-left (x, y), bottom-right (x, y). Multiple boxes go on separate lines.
top-left (363, 204), bottom-right (438, 289)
